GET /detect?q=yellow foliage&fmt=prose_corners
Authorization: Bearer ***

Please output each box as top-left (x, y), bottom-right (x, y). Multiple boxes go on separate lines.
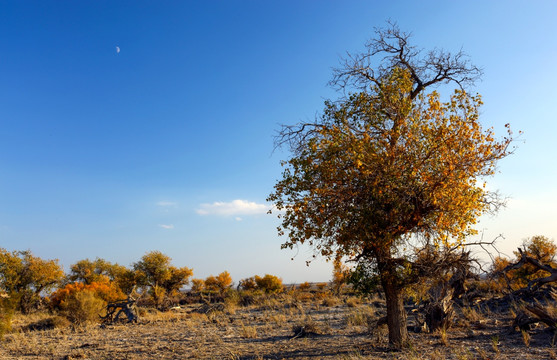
top-left (298, 282), bottom-right (311, 291)
top-left (254, 274), bottom-right (283, 293)
top-left (269, 67), bottom-right (513, 263)
top-left (204, 271), bottom-right (233, 293)
top-left (492, 235), bottom-right (557, 290)
top-left (133, 251), bottom-right (193, 295)
top-left (0, 249), bottom-right (64, 313)
top-left (190, 278), bottom-right (205, 292)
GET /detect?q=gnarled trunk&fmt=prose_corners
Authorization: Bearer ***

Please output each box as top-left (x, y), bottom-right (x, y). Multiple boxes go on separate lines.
top-left (380, 266), bottom-right (408, 347)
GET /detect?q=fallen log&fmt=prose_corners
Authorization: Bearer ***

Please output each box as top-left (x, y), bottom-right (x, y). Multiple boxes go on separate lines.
top-left (100, 298), bottom-right (138, 324)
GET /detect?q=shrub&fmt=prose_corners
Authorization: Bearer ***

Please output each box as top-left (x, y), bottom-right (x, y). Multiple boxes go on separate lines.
top-left (190, 278), bottom-right (205, 293)
top-left (255, 274), bottom-right (283, 293)
top-left (61, 290), bottom-right (105, 326)
top-left (50, 280), bottom-right (125, 310)
top-left (298, 282), bottom-right (311, 291)
top-left (0, 296), bottom-right (14, 338)
top-left (331, 258), bottom-right (349, 295)
top-left (204, 271), bottom-right (233, 294)
top-left (238, 277), bottom-right (257, 291)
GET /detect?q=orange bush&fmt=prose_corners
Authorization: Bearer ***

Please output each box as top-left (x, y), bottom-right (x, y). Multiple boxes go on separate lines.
top-left (50, 281), bottom-right (125, 309)
top-left (204, 271), bottom-right (233, 293)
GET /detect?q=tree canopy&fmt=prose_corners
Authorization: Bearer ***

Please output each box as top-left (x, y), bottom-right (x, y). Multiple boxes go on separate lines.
top-left (133, 251), bottom-right (193, 303)
top-left (0, 249), bottom-right (64, 313)
top-left (268, 24), bottom-right (515, 347)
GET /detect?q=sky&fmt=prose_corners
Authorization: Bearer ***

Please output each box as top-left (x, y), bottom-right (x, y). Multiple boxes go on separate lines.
top-left (0, 1), bottom-right (556, 283)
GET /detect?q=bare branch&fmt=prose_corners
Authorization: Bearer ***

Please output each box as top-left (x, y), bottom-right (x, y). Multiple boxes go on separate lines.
top-left (330, 21), bottom-right (482, 99)
top-left (501, 247), bottom-right (557, 290)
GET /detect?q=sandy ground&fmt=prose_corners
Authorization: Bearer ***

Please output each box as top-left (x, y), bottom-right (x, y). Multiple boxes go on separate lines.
top-left (2, 297), bottom-right (557, 360)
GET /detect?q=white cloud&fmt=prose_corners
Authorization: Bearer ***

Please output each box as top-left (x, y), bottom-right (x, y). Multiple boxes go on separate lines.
top-left (157, 201), bottom-right (177, 207)
top-left (159, 224), bottom-right (174, 229)
top-left (235, 217), bottom-right (243, 221)
top-left (196, 199), bottom-right (270, 216)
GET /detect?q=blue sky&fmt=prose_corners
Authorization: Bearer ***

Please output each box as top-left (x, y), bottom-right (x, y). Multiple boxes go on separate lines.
top-left (0, 1), bottom-right (556, 283)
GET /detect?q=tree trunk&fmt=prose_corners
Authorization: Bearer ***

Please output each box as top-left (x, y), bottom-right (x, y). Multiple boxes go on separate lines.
top-left (381, 270), bottom-right (409, 347)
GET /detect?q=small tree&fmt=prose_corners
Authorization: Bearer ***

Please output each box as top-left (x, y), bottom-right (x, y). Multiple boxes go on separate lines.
top-left (133, 251), bottom-right (193, 306)
top-left (68, 257), bottom-right (136, 295)
top-left (204, 271), bottom-right (233, 294)
top-left (331, 258), bottom-right (350, 295)
top-left (69, 258), bottom-right (128, 284)
top-left (0, 249), bottom-right (64, 313)
top-left (254, 274), bottom-right (283, 293)
top-left (268, 23), bottom-right (514, 347)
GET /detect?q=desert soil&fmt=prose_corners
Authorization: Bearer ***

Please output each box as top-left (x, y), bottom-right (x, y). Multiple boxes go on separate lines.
top-left (1, 298), bottom-right (556, 360)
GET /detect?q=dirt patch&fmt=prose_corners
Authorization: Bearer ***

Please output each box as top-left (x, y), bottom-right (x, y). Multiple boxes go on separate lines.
top-left (2, 299), bottom-right (557, 359)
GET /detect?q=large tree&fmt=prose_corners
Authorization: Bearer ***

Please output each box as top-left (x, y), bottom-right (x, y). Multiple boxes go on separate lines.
top-left (0, 249), bottom-right (64, 313)
top-left (268, 24), bottom-right (515, 347)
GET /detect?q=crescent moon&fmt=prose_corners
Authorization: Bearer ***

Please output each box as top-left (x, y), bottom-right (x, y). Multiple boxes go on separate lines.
top-left (116, 46), bottom-right (120, 53)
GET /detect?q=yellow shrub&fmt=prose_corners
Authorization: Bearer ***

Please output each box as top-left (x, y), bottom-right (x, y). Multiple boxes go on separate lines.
top-left (255, 274), bottom-right (283, 293)
top-left (61, 290), bottom-right (105, 326)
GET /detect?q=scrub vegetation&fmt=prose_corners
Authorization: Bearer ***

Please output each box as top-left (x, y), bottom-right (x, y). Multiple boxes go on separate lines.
top-left (1, 237), bottom-right (557, 359)
top-left (1, 23), bottom-right (554, 360)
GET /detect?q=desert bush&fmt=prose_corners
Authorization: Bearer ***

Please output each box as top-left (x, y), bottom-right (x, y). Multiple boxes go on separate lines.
top-left (255, 274), bottom-right (283, 293)
top-left (291, 290), bottom-right (314, 303)
top-left (204, 271), bottom-right (233, 294)
top-left (50, 280), bottom-right (125, 310)
top-left (238, 277), bottom-right (258, 291)
top-left (61, 290), bottom-right (105, 326)
top-left (190, 278), bottom-right (205, 293)
top-left (239, 320), bottom-right (258, 338)
top-left (0, 296), bottom-right (14, 338)
top-left (298, 282), bottom-right (311, 291)
top-left (331, 257), bottom-right (350, 295)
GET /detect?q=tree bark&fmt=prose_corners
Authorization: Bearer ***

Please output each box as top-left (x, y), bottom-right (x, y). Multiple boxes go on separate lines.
top-left (381, 268), bottom-right (409, 347)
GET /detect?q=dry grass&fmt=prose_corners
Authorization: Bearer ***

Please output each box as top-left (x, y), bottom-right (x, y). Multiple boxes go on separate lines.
top-left (2, 296), bottom-right (557, 360)
top-left (345, 305), bottom-right (375, 328)
top-left (345, 296), bottom-right (361, 308)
